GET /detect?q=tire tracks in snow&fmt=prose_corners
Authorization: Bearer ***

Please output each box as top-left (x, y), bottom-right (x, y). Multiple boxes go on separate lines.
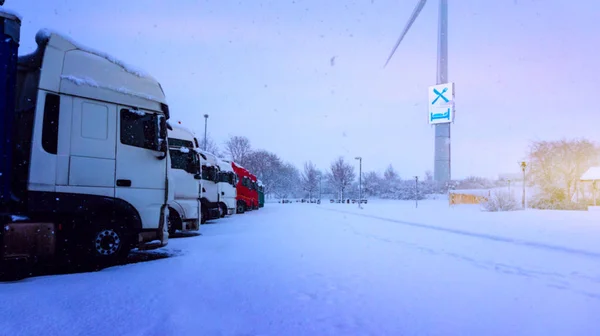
top-left (318, 206), bottom-right (600, 300)
top-left (318, 206), bottom-right (600, 260)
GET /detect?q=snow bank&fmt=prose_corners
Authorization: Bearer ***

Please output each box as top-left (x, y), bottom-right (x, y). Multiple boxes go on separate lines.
top-left (37, 29), bottom-right (149, 78)
top-left (61, 75), bottom-right (160, 102)
top-left (0, 7), bottom-right (22, 20)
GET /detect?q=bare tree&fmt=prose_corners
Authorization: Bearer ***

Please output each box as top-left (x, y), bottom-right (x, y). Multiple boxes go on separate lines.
top-left (381, 164), bottom-right (400, 198)
top-left (199, 133), bottom-right (221, 157)
top-left (528, 138), bottom-right (600, 201)
top-left (383, 164), bottom-right (399, 181)
top-left (328, 157), bottom-right (356, 200)
top-left (225, 136), bottom-right (252, 165)
top-left (245, 150), bottom-right (282, 196)
top-left (301, 161), bottom-right (319, 199)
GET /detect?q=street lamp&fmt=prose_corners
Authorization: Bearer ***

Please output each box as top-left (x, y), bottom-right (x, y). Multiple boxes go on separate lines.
top-left (414, 176), bottom-right (419, 208)
top-left (355, 157), bottom-right (362, 208)
top-left (203, 114), bottom-right (209, 151)
top-left (520, 161), bottom-right (527, 209)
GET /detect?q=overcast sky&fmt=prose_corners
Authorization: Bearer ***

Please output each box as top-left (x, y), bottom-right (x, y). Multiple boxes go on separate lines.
top-left (8, 0), bottom-right (599, 179)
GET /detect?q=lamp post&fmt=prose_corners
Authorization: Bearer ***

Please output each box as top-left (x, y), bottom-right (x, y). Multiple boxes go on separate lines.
top-left (203, 114), bottom-right (209, 151)
top-left (520, 161), bottom-right (527, 209)
top-left (355, 157), bottom-right (362, 208)
top-left (319, 175), bottom-right (322, 201)
top-left (414, 176), bottom-right (419, 208)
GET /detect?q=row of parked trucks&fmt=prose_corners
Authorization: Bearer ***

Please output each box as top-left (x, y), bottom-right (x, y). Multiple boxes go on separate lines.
top-left (0, 7), bottom-right (265, 271)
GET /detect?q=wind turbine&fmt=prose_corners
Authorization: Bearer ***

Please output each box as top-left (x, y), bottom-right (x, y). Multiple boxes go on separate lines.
top-left (385, 0), bottom-right (451, 184)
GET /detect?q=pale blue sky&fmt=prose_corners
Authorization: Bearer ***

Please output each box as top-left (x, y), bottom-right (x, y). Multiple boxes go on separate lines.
top-left (8, 0), bottom-right (600, 179)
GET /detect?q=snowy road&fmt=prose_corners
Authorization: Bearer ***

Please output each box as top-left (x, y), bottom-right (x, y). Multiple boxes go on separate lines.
top-left (1, 201), bottom-right (600, 336)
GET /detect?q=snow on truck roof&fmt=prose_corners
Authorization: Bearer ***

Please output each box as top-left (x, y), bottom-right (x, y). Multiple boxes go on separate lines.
top-left (168, 122), bottom-right (197, 144)
top-left (27, 29), bottom-right (167, 111)
top-left (216, 158), bottom-right (234, 172)
top-left (0, 6), bottom-right (22, 20)
top-left (196, 148), bottom-right (219, 166)
top-left (581, 167), bottom-right (600, 181)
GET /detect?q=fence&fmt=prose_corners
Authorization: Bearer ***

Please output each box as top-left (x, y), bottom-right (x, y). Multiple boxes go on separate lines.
top-left (449, 191), bottom-right (490, 205)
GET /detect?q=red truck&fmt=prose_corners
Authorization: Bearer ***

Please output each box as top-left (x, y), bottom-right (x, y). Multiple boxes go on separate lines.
top-left (230, 162), bottom-right (258, 213)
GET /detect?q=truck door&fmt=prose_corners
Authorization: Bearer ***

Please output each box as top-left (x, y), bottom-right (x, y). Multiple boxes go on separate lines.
top-left (116, 107), bottom-right (167, 230)
top-left (66, 98), bottom-right (117, 197)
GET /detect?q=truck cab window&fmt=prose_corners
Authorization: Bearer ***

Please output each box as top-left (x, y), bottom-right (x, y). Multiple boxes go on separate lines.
top-left (170, 150), bottom-right (197, 173)
top-left (41, 93), bottom-right (60, 154)
top-left (120, 109), bottom-right (159, 150)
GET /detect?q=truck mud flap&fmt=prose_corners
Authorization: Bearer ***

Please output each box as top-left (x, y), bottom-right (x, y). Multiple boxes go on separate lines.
top-left (1, 223), bottom-right (56, 261)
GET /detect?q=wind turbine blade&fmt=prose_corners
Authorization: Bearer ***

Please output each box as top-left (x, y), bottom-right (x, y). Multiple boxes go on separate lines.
top-left (384, 0), bottom-right (428, 67)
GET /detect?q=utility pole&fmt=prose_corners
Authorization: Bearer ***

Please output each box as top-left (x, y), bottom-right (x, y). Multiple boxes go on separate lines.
top-left (203, 114), bottom-right (209, 151)
top-left (355, 157), bottom-right (362, 208)
top-left (520, 161), bottom-right (527, 209)
top-left (508, 179), bottom-right (511, 194)
top-left (414, 176), bottom-right (419, 208)
top-left (319, 176), bottom-right (322, 200)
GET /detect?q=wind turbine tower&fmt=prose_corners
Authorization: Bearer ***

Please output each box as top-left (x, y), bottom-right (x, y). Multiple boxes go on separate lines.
top-left (385, 0), bottom-right (454, 184)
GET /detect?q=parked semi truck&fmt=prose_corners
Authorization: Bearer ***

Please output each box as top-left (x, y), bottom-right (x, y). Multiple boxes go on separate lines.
top-left (167, 122), bottom-right (202, 234)
top-left (197, 149), bottom-right (222, 220)
top-left (257, 180), bottom-right (265, 208)
top-left (0, 7), bottom-right (170, 268)
top-left (231, 162), bottom-right (257, 213)
top-left (249, 173), bottom-right (259, 210)
top-left (217, 158), bottom-right (237, 216)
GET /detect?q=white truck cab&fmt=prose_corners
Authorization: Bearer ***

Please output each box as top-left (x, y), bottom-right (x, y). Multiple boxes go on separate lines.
top-left (4, 29), bottom-right (171, 264)
top-left (217, 158), bottom-right (238, 215)
top-left (167, 123), bottom-right (202, 234)
top-left (196, 149), bottom-right (222, 220)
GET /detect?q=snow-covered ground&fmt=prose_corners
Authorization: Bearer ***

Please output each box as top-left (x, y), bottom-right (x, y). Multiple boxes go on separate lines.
top-left (1, 200), bottom-right (599, 335)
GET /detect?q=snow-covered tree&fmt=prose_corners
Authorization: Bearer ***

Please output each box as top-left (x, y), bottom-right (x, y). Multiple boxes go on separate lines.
top-left (301, 161), bottom-right (319, 199)
top-left (455, 176), bottom-right (495, 190)
top-left (328, 157), bottom-right (356, 200)
top-left (381, 165), bottom-right (400, 199)
top-left (362, 171), bottom-right (382, 197)
top-left (273, 162), bottom-right (302, 199)
top-left (224, 135), bottom-right (252, 166)
top-left (198, 133), bottom-right (221, 157)
top-left (528, 138), bottom-right (600, 206)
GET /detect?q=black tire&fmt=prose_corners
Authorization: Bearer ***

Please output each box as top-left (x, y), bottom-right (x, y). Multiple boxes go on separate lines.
top-left (237, 201), bottom-right (245, 214)
top-left (87, 224), bottom-right (130, 266)
top-left (167, 208), bottom-right (180, 235)
top-left (201, 206), bottom-right (208, 224)
top-left (219, 203), bottom-right (227, 218)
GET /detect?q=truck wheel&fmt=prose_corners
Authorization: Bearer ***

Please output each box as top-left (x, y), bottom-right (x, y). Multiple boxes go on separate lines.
top-left (201, 207), bottom-right (208, 224)
top-left (219, 203), bottom-right (227, 218)
top-left (167, 209), bottom-right (180, 235)
top-left (237, 202), bottom-right (245, 214)
top-left (88, 225), bottom-right (130, 265)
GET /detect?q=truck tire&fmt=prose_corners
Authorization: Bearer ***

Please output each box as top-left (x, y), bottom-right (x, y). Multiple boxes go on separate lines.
top-left (167, 208), bottom-right (181, 235)
top-left (87, 223), bottom-right (130, 266)
top-left (219, 203), bottom-right (227, 218)
top-left (201, 206), bottom-right (208, 224)
top-left (237, 201), bottom-right (245, 214)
